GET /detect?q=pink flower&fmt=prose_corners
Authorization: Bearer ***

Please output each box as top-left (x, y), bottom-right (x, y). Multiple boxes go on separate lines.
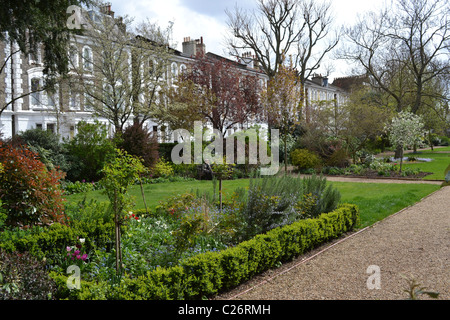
top-left (81, 253), bottom-right (88, 261)
top-left (66, 246), bottom-right (72, 252)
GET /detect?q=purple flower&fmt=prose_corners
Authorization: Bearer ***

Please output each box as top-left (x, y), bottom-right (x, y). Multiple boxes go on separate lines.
top-left (81, 253), bottom-right (88, 261)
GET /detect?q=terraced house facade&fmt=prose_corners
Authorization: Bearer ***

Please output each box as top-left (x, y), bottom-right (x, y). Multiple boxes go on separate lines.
top-left (0, 4), bottom-right (348, 142)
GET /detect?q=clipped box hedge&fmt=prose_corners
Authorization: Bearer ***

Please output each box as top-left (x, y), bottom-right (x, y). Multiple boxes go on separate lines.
top-left (53, 203), bottom-right (359, 300)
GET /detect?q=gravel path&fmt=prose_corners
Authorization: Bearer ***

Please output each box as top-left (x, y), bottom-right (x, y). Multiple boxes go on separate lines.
top-left (216, 186), bottom-right (450, 300)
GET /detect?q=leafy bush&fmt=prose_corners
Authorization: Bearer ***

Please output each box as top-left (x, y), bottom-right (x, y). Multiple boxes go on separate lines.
top-left (432, 134), bottom-right (450, 146)
top-left (294, 193), bottom-right (319, 219)
top-left (64, 120), bottom-right (116, 182)
top-left (368, 158), bottom-right (398, 176)
top-left (235, 175), bottom-right (341, 240)
top-left (290, 148), bottom-right (321, 171)
top-left (236, 175), bottom-right (301, 239)
top-left (152, 157), bottom-right (174, 178)
top-left (158, 143), bottom-right (178, 162)
top-left (118, 122), bottom-right (159, 169)
top-left (302, 174), bottom-right (341, 217)
top-left (0, 141), bottom-right (66, 228)
top-left (0, 250), bottom-right (57, 300)
top-left (62, 180), bottom-right (96, 195)
top-left (321, 166), bottom-right (345, 175)
top-left (64, 197), bottom-right (113, 224)
top-left (172, 205), bottom-right (209, 254)
top-left (155, 192), bottom-right (198, 220)
top-left (326, 148), bottom-right (350, 168)
top-left (0, 219), bottom-right (115, 266)
top-left (171, 163), bottom-right (198, 178)
top-left (15, 128), bottom-right (70, 172)
top-left (400, 167), bottom-right (422, 177)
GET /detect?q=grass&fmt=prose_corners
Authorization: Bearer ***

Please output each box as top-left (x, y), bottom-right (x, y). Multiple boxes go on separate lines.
top-left (66, 178), bottom-right (440, 229)
top-left (429, 146), bottom-right (450, 152)
top-left (402, 150), bottom-right (450, 180)
top-left (67, 179), bottom-right (248, 211)
top-left (331, 181), bottom-right (440, 228)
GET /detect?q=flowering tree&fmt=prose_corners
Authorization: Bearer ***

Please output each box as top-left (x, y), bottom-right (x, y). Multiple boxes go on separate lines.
top-left (181, 54), bottom-right (263, 136)
top-left (385, 111), bottom-right (426, 173)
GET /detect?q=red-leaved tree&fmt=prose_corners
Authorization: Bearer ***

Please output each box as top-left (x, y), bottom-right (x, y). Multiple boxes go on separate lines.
top-left (0, 141), bottom-right (66, 228)
top-left (181, 53), bottom-right (263, 136)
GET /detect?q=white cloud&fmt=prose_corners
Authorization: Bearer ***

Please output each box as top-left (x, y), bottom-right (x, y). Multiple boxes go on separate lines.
top-left (109, 0), bottom-right (386, 78)
top-left (111, 0), bottom-right (232, 55)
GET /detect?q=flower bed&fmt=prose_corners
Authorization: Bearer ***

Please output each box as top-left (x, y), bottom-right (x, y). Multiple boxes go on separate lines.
top-left (1, 175), bottom-right (356, 300)
top-left (320, 156), bottom-right (432, 179)
top-left (51, 203), bottom-right (359, 300)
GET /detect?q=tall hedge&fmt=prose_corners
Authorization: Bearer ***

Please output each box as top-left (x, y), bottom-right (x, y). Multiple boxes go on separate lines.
top-left (53, 203), bottom-right (359, 300)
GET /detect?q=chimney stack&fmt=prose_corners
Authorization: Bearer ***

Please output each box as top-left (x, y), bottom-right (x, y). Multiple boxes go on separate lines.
top-left (182, 36), bottom-right (205, 57)
top-left (100, 2), bottom-right (114, 18)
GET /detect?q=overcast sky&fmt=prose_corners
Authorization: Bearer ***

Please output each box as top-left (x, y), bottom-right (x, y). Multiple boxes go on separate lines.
top-left (109, 0), bottom-right (389, 80)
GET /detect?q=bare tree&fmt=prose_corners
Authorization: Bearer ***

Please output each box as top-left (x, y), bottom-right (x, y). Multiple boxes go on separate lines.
top-left (131, 19), bottom-right (175, 128)
top-left (262, 59), bottom-right (300, 172)
top-left (389, 0), bottom-right (450, 115)
top-left (226, 0), bottom-right (302, 79)
top-left (69, 7), bottom-right (173, 136)
top-left (339, 0), bottom-right (450, 115)
top-left (292, 0), bottom-right (339, 121)
top-left (226, 0), bottom-right (339, 122)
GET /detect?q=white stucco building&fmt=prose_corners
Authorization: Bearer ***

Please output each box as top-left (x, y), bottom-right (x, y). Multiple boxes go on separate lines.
top-left (0, 4), bottom-right (347, 142)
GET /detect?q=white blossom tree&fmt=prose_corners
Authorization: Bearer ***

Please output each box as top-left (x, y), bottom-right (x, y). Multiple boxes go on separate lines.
top-left (385, 111), bottom-right (426, 173)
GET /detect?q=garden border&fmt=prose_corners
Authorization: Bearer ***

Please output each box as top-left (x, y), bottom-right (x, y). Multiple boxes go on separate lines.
top-left (52, 203), bottom-right (360, 300)
top-left (222, 185), bottom-right (446, 300)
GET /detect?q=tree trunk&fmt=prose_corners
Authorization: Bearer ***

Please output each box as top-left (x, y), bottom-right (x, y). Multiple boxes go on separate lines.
top-left (113, 190), bottom-right (122, 274)
top-left (428, 130), bottom-right (434, 151)
top-left (284, 134), bottom-right (288, 174)
top-left (394, 145), bottom-right (403, 159)
top-left (140, 178), bottom-right (149, 214)
top-left (115, 211), bottom-right (121, 273)
top-left (399, 149), bottom-right (404, 174)
top-left (219, 178), bottom-right (223, 213)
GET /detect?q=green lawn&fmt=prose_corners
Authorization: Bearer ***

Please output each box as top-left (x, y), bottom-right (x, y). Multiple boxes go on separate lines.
top-left (66, 178), bottom-right (440, 229)
top-left (430, 146), bottom-right (450, 152)
top-left (402, 150), bottom-right (450, 180)
top-left (330, 181), bottom-right (439, 228)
